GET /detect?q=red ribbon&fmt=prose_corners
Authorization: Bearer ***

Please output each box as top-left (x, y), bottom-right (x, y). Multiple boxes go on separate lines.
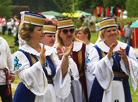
top-left (2, 68), bottom-right (11, 96)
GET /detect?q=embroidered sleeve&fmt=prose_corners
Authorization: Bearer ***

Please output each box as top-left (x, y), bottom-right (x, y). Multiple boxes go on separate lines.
top-left (13, 51), bottom-right (48, 96)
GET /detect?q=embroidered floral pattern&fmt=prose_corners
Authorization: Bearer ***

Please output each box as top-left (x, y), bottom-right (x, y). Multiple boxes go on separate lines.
top-left (86, 54), bottom-right (90, 63)
top-left (43, 60), bottom-right (52, 75)
top-left (44, 60), bottom-right (48, 67)
top-left (114, 99), bottom-right (119, 102)
top-left (14, 56), bottom-right (22, 71)
top-left (112, 51), bottom-right (117, 58)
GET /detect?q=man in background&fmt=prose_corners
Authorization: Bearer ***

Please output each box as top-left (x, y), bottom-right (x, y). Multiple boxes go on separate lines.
top-left (0, 37), bottom-right (15, 102)
top-left (2, 16), bottom-right (7, 35)
top-left (113, 5), bottom-right (117, 17)
top-left (124, 22), bottom-right (133, 45)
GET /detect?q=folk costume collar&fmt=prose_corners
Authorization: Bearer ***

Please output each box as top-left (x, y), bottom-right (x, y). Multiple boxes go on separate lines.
top-left (97, 41), bottom-right (127, 52)
top-left (20, 43), bottom-right (53, 56)
top-left (72, 41), bottom-right (83, 52)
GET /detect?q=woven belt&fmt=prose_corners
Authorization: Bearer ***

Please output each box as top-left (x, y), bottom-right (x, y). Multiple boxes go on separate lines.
top-left (113, 72), bottom-right (129, 81)
top-left (47, 78), bottom-right (53, 84)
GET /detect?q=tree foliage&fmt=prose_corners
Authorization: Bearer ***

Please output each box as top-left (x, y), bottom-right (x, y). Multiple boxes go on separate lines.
top-left (11, 0), bottom-right (128, 13)
top-left (53, 0), bottom-right (103, 12)
top-left (90, 0), bottom-right (103, 8)
top-left (12, 0), bottom-right (57, 13)
top-left (103, 0), bottom-right (126, 8)
top-left (103, 0), bottom-right (114, 7)
top-left (0, 0), bottom-right (12, 19)
top-left (126, 0), bottom-right (138, 17)
top-left (53, 0), bottom-right (77, 13)
top-left (10, 0), bottom-right (129, 17)
top-left (74, 0), bottom-right (103, 10)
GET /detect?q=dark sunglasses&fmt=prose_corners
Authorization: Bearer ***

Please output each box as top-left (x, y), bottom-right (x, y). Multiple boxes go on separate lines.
top-left (62, 28), bottom-right (74, 34)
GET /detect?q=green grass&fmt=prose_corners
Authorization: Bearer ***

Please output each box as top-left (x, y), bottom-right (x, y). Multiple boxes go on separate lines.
top-left (0, 17), bottom-right (138, 102)
top-left (0, 33), bottom-right (15, 46)
top-left (0, 33), bottom-right (19, 53)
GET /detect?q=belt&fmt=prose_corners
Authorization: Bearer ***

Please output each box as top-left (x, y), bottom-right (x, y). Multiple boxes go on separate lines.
top-left (113, 72), bottom-right (129, 81)
top-left (47, 78), bottom-right (53, 84)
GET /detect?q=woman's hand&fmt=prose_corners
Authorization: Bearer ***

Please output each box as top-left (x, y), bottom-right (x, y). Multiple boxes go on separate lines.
top-left (117, 47), bottom-right (127, 60)
top-left (40, 45), bottom-right (46, 66)
top-left (56, 47), bottom-right (64, 60)
top-left (107, 43), bottom-right (117, 59)
top-left (117, 47), bottom-right (129, 70)
top-left (63, 42), bottom-right (73, 58)
top-left (61, 42), bottom-right (73, 78)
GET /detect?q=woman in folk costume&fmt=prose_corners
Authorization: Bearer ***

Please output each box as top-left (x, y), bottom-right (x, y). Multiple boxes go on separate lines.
top-left (12, 12), bottom-right (73, 102)
top-left (54, 18), bottom-right (89, 102)
top-left (41, 24), bottom-right (56, 47)
top-left (76, 26), bottom-right (95, 98)
top-left (87, 18), bottom-right (138, 102)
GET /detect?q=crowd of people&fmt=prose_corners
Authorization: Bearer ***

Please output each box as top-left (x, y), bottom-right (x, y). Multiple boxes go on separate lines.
top-left (0, 11), bottom-right (138, 102)
top-left (1, 15), bottom-right (20, 36)
top-left (1, 15), bottom-right (20, 46)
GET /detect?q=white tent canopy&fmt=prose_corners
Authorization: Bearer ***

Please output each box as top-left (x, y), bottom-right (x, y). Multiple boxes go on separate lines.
top-left (44, 15), bottom-right (57, 21)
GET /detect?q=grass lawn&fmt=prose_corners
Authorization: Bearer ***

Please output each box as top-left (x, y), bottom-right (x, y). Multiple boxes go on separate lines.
top-left (0, 17), bottom-right (138, 101)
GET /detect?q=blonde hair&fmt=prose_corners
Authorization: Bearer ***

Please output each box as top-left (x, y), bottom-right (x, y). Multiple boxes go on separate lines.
top-left (99, 27), bottom-right (120, 40)
top-left (19, 23), bottom-right (36, 42)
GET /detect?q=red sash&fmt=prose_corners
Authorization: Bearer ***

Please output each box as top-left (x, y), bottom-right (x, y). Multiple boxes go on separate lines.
top-left (0, 68), bottom-right (11, 96)
top-left (72, 43), bottom-right (88, 102)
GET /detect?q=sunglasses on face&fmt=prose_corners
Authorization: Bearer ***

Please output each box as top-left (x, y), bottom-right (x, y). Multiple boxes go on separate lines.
top-left (62, 28), bottom-right (74, 34)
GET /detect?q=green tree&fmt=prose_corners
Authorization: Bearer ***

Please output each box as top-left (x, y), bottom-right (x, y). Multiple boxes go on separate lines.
top-left (90, 0), bottom-right (103, 9)
top-left (126, 0), bottom-right (138, 17)
top-left (12, 0), bottom-right (58, 13)
top-left (103, 0), bottom-right (126, 8)
top-left (115, 0), bottom-right (126, 7)
top-left (103, 0), bottom-right (114, 7)
top-left (0, 0), bottom-right (12, 19)
top-left (53, 0), bottom-right (77, 13)
top-left (75, 0), bottom-right (103, 10)
top-left (75, 0), bottom-right (89, 10)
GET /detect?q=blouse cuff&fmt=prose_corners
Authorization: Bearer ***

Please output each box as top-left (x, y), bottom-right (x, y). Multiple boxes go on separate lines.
top-left (54, 65), bottom-right (71, 99)
top-left (18, 61), bottom-right (48, 96)
top-left (127, 57), bottom-right (137, 91)
top-left (120, 57), bottom-right (130, 76)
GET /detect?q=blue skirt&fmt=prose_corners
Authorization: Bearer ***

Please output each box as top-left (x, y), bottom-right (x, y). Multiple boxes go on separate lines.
top-left (12, 82), bottom-right (35, 102)
top-left (88, 78), bottom-right (132, 102)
